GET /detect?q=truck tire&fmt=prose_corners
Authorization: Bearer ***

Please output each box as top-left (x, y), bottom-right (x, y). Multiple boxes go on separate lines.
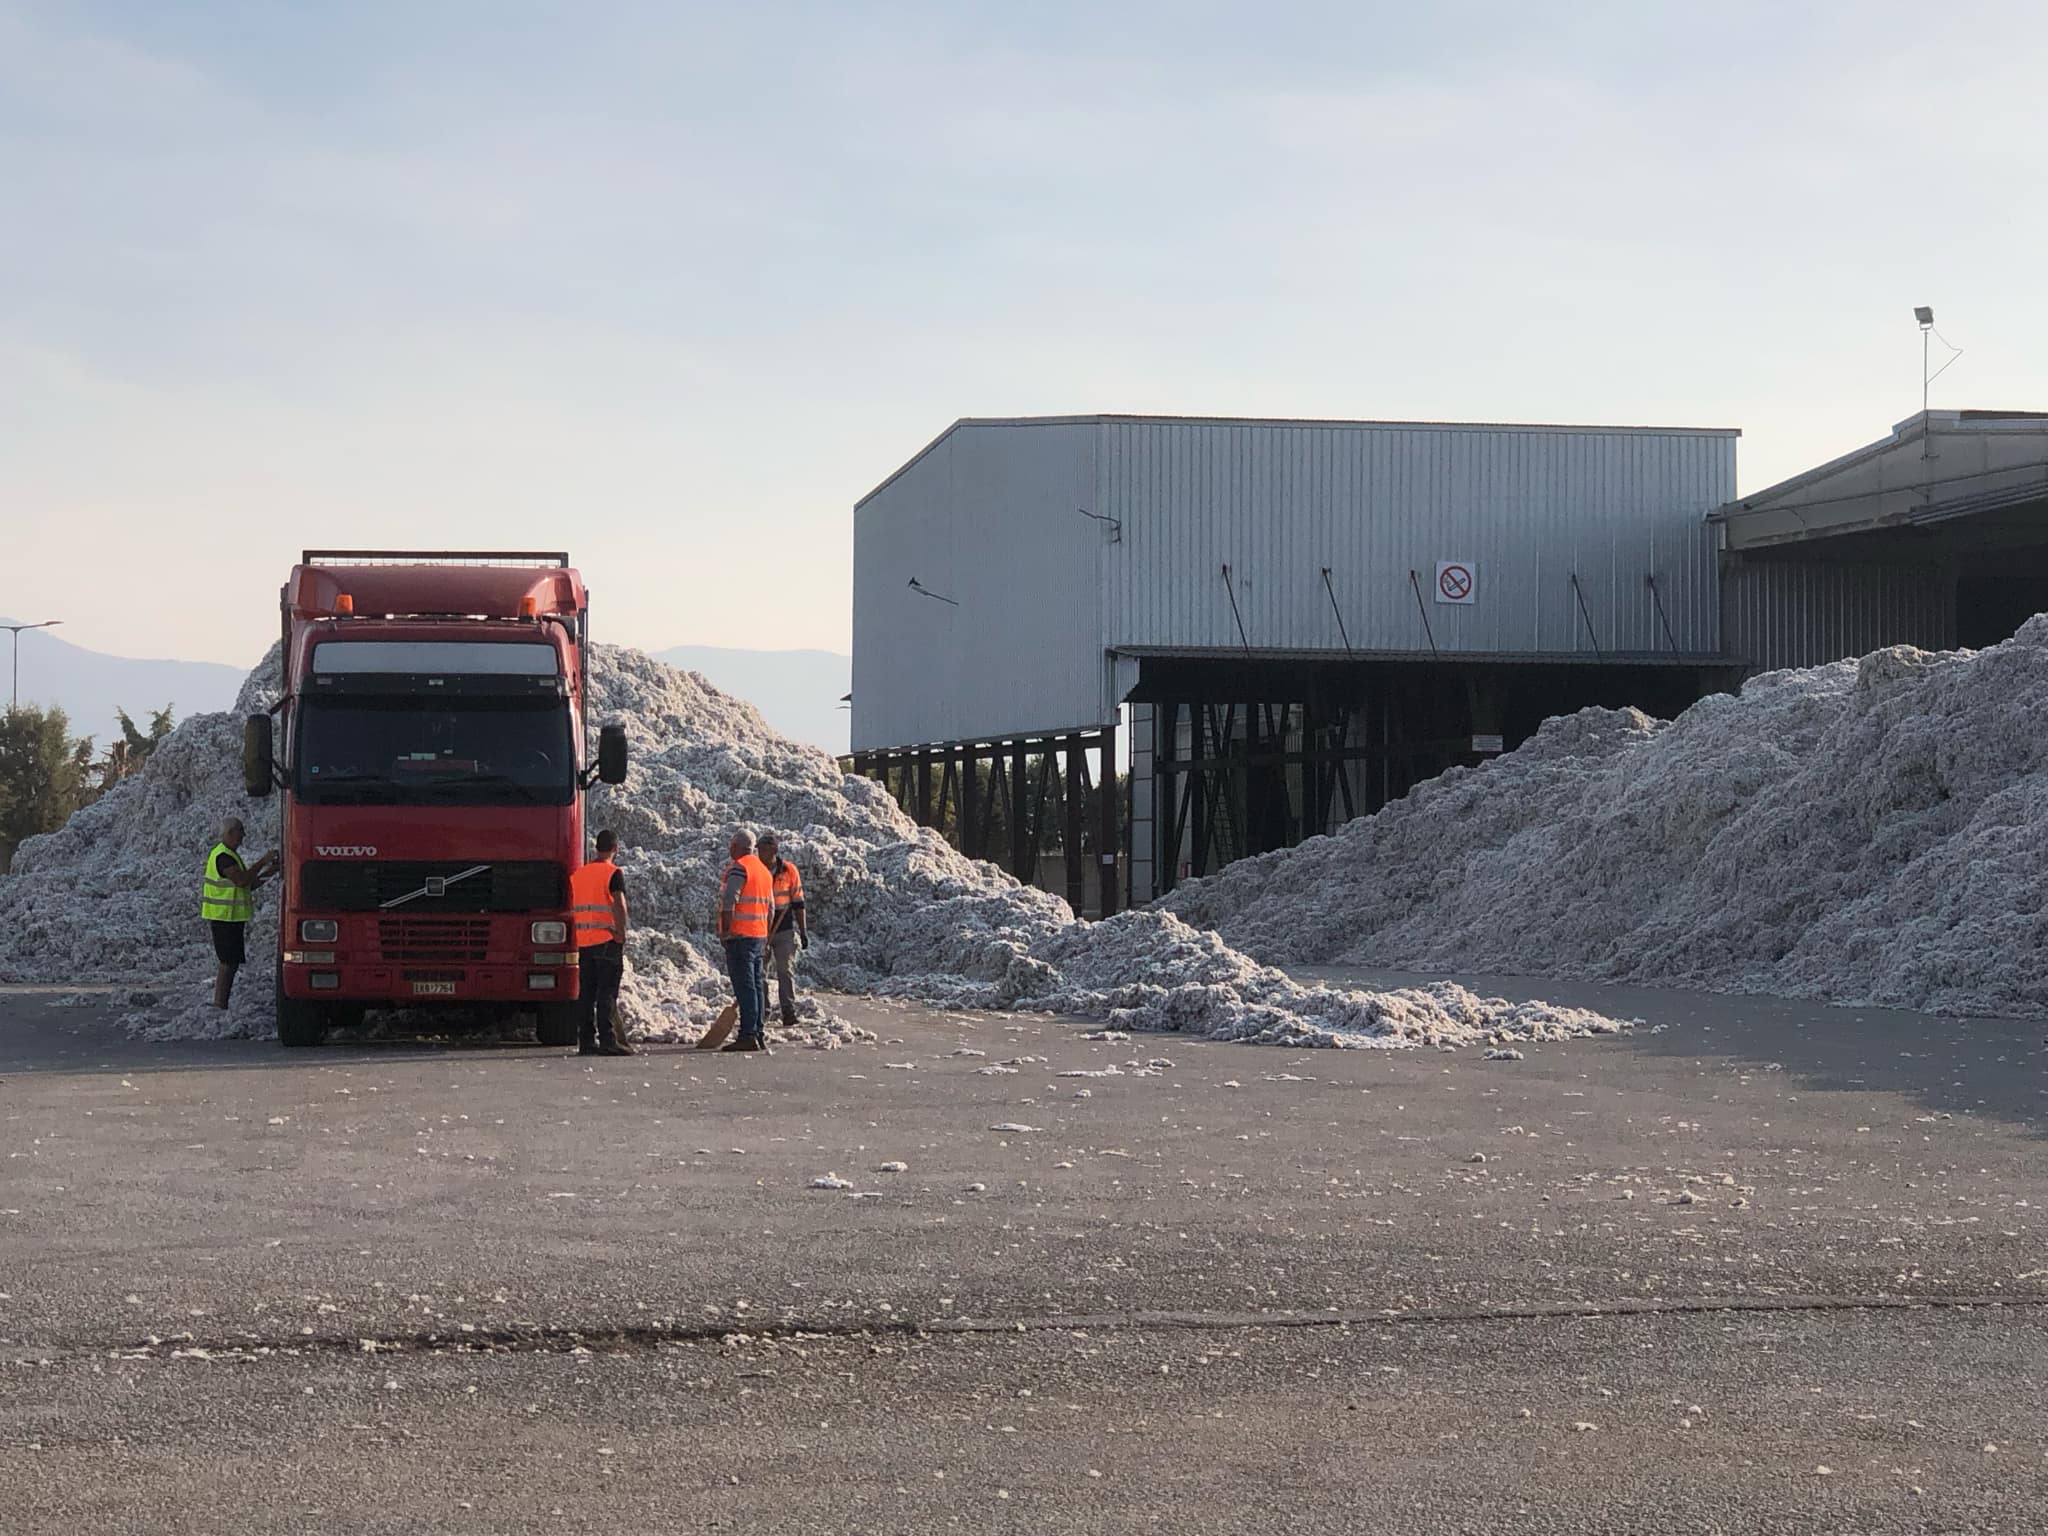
top-left (275, 967), bottom-right (328, 1048)
top-left (534, 1003), bottom-right (579, 1048)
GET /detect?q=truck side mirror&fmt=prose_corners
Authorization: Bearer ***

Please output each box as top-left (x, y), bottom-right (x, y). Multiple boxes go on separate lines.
top-left (597, 723), bottom-right (628, 785)
top-left (243, 715), bottom-right (274, 798)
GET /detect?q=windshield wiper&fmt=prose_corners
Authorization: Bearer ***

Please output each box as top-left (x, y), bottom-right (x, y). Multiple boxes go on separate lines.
top-left (420, 770), bottom-right (556, 805)
top-left (301, 772), bottom-right (404, 800)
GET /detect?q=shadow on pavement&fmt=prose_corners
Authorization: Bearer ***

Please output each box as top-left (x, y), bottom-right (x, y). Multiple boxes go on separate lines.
top-left (1292, 964), bottom-right (2048, 1136)
top-left (0, 998), bottom-right (580, 1077)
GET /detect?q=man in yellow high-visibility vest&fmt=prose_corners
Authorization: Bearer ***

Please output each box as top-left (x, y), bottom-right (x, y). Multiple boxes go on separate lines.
top-left (202, 817), bottom-right (277, 1010)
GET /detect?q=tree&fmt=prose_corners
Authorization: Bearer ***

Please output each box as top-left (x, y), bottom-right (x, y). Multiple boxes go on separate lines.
top-left (116, 705), bottom-right (175, 767)
top-left (0, 704), bottom-right (89, 850)
top-left (0, 703), bottom-right (176, 859)
top-left (88, 704), bottom-right (176, 801)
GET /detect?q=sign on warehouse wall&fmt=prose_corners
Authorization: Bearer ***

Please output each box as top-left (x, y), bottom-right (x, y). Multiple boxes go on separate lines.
top-left (1434, 561), bottom-right (1476, 605)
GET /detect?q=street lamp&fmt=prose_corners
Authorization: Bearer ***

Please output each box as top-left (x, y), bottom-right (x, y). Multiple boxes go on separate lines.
top-left (2, 620), bottom-right (62, 710)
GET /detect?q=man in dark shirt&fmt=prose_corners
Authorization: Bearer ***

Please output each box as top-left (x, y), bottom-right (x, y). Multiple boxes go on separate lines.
top-left (570, 829), bottom-right (633, 1055)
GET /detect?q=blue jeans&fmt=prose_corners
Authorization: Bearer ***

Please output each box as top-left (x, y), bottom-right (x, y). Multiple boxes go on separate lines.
top-left (723, 936), bottom-right (766, 1042)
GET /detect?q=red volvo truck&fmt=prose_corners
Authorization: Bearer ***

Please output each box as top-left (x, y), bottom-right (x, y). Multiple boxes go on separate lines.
top-left (243, 551), bottom-right (626, 1047)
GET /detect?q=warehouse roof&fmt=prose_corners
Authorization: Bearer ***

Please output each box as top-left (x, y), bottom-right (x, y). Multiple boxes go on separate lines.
top-left (858, 412), bottom-right (1742, 509)
top-left (1711, 410), bottom-right (2048, 552)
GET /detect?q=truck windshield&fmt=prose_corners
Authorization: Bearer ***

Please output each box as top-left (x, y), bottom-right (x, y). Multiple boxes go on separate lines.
top-left (295, 698), bottom-right (575, 806)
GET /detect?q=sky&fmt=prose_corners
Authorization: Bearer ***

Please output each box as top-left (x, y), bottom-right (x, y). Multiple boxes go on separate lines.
top-left (3, 0), bottom-right (2043, 670)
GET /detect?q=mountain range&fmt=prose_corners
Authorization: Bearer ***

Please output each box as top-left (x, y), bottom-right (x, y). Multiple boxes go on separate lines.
top-left (652, 645), bottom-right (849, 756)
top-left (1, 622), bottom-right (851, 755)
top-left (0, 621), bottom-right (244, 748)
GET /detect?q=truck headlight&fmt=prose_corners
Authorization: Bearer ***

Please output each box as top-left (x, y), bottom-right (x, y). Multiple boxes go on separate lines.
top-left (300, 919), bottom-right (339, 943)
top-left (530, 921), bottom-right (568, 944)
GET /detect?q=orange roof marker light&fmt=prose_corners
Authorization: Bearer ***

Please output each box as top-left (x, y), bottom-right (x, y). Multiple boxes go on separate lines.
top-left (519, 596), bottom-right (538, 617)
top-left (335, 593), bottom-right (355, 615)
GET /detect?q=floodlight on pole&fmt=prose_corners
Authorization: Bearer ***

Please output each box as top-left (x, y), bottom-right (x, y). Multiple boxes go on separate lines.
top-left (1911, 303), bottom-right (1964, 428)
top-left (1916, 305), bottom-right (1935, 419)
top-left (2, 620), bottom-right (63, 710)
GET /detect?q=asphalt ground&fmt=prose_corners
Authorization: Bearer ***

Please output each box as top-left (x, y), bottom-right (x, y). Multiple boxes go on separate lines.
top-left (3, 972), bottom-right (2046, 1533)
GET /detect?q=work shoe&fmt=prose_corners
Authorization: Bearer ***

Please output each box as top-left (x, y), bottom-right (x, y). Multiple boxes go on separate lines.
top-left (577, 1044), bottom-right (598, 1056)
top-left (779, 1009), bottom-right (800, 1030)
top-left (720, 1037), bottom-right (765, 1053)
top-left (596, 1040), bottom-right (637, 1056)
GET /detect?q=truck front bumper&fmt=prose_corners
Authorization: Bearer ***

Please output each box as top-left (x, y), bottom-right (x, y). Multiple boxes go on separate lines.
top-left (278, 955), bottom-right (583, 1004)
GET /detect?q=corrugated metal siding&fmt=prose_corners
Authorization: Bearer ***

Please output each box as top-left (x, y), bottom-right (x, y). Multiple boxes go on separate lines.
top-left (1095, 420), bottom-right (1732, 656)
top-left (852, 422), bottom-right (1102, 751)
top-left (855, 416), bottom-right (1737, 751)
top-left (1720, 558), bottom-right (1955, 673)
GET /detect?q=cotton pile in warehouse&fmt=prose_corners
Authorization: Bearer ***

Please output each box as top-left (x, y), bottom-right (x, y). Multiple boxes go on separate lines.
top-left (0, 644), bottom-right (1628, 1050)
top-left (1165, 616), bottom-right (2048, 1019)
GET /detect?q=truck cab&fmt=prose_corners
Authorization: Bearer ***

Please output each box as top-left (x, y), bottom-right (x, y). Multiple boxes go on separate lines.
top-left (244, 551), bottom-right (625, 1046)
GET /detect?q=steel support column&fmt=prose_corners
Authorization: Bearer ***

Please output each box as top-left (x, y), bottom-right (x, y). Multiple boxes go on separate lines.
top-left (1027, 750), bottom-right (1052, 886)
top-left (1300, 700), bottom-right (1320, 839)
top-left (961, 745), bottom-right (980, 860)
top-left (1009, 740), bottom-right (1029, 877)
top-left (1156, 702), bottom-right (1180, 898)
top-left (1097, 723), bottom-right (1119, 917)
top-left (1062, 733), bottom-right (1084, 915)
top-left (982, 751), bottom-right (1004, 861)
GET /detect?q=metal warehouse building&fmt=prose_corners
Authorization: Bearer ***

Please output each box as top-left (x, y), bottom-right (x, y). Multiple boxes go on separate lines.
top-left (851, 408), bottom-right (2048, 913)
top-left (851, 413), bottom-right (1742, 910)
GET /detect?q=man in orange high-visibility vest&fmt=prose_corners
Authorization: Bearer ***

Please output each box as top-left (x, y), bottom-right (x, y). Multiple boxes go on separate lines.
top-left (569, 828), bottom-right (633, 1056)
top-left (716, 829), bottom-right (775, 1053)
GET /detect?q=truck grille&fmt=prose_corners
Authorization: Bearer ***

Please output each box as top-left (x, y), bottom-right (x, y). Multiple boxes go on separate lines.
top-left (377, 918), bottom-right (492, 963)
top-left (302, 860), bottom-right (566, 913)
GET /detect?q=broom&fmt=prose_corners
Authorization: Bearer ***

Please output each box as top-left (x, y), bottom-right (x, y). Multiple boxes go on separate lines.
top-left (695, 895), bottom-right (740, 1048)
top-left (694, 1000), bottom-right (740, 1051)
top-left (696, 897), bottom-right (742, 1049)
top-left (694, 911), bottom-right (799, 1049)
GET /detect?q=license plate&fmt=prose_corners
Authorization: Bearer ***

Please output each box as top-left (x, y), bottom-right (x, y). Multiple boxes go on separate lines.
top-left (411, 981), bottom-right (458, 997)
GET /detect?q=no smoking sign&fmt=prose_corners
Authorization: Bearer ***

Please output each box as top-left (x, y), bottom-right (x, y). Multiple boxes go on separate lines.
top-left (1435, 560), bottom-right (1476, 605)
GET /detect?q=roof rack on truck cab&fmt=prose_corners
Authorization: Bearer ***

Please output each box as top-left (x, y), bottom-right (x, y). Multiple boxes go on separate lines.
top-left (300, 550), bottom-right (570, 568)
top-left (288, 559), bottom-right (586, 622)
top-left (281, 554), bottom-right (592, 713)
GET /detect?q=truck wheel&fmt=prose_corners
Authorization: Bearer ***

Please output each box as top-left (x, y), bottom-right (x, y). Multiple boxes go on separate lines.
top-left (534, 1003), bottom-right (580, 1048)
top-left (275, 968), bottom-right (328, 1048)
